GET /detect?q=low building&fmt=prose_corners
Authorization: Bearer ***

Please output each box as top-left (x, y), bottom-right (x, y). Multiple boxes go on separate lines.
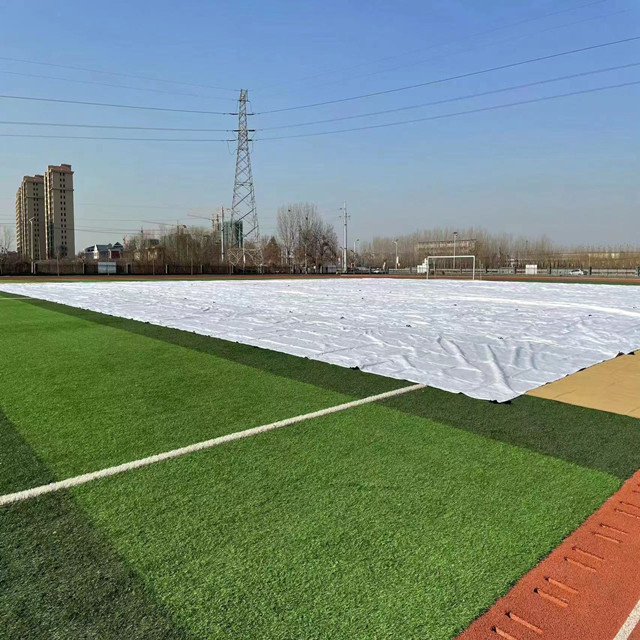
top-left (416, 238), bottom-right (477, 256)
top-left (133, 238), bottom-right (163, 262)
top-left (85, 242), bottom-right (123, 261)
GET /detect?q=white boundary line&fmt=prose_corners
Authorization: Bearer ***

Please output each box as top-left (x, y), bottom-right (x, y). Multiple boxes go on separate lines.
top-left (0, 383), bottom-right (425, 507)
top-left (613, 599), bottom-right (640, 640)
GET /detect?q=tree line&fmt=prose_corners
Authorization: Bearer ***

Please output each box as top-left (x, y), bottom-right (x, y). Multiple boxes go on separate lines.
top-left (359, 227), bottom-right (640, 270)
top-left (4, 212), bottom-right (639, 272)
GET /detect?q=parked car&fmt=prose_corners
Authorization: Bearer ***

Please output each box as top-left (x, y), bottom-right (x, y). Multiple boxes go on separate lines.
top-left (569, 269), bottom-right (585, 276)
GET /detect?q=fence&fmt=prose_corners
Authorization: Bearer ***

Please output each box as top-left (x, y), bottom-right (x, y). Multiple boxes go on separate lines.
top-left (0, 259), bottom-right (339, 277)
top-left (2, 259), bottom-right (639, 279)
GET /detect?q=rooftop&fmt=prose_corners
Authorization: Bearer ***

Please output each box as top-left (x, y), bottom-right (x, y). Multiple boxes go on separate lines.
top-left (47, 164), bottom-right (73, 173)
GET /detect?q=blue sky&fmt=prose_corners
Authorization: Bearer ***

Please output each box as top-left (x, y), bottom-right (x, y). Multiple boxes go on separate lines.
top-left (0, 0), bottom-right (638, 250)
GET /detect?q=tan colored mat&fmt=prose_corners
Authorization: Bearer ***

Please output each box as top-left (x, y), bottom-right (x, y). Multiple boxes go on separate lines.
top-left (527, 352), bottom-right (640, 418)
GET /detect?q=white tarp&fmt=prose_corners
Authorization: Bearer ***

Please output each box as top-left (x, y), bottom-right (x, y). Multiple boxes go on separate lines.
top-left (2, 279), bottom-right (639, 402)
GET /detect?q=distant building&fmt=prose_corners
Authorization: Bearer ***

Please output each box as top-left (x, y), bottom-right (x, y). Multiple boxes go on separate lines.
top-left (15, 175), bottom-right (45, 260)
top-left (222, 220), bottom-right (243, 249)
top-left (85, 242), bottom-right (123, 261)
top-left (44, 164), bottom-right (75, 259)
top-left (416, 238), bottom-right (477, 256)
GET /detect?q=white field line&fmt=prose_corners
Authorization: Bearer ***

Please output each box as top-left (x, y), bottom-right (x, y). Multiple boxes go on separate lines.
top-left (613, 598), bottom-right (640, 640)
top-left (0, 296), bottom-right (33, 300)
top-left (0, 383), bottom-right (425, 507)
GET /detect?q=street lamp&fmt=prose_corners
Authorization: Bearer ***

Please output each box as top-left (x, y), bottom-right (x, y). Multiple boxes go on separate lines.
top-left (453, 231), bottom-right (458, 270)
top-left (27, 216), bottom-right (36, 269)
top-left (178, 224), bottom-right (192, 274)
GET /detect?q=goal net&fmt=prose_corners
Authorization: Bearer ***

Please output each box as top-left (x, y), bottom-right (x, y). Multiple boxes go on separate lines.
top-left (424, 255), bottom-right (476, 280)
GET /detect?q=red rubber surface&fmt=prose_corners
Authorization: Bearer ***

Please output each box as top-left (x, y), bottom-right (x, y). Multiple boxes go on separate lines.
top-left (457, 470), bottom-right (640, 640)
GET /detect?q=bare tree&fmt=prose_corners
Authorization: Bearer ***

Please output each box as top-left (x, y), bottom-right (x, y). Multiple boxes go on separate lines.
top-left (276, 203), bottom-right (340, 271)
top-left (359, 226), bottom-right (640, 270)
top-left (0, 226), bottom-right (14, 254)
top-left (0, 227), bottom-right (14, 273)
top-left (277, 205), bottom-right (300, 270)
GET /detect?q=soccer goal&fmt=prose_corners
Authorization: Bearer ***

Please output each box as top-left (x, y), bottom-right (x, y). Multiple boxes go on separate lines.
top-left (425, 255), bottom-right (476, 280)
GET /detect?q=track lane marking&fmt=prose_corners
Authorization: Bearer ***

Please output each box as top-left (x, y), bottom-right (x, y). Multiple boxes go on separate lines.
top-left (0, 383), bottom-right (425, 507)
top-left (613, 599), bottom-right (640, 640)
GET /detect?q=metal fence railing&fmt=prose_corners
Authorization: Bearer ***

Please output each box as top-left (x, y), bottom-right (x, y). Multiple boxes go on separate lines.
top-left (1, 260), bottom-right (639, 279)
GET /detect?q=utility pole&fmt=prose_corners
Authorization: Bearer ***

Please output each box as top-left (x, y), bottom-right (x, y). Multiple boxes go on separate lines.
top-left (220, 205), bottom-right (225, 263)
top-left (453, 231), bottom-right (458, 270)
top-left (340, 202), bottom-right (349, 273)
top-left (393, 239), bottom-right (398, 269)
top-left (28, 216), bottom-right (35, 270)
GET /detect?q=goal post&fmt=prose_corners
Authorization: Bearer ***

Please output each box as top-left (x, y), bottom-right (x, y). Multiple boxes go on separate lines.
top-left (425, 255), bottom-right (476, 280)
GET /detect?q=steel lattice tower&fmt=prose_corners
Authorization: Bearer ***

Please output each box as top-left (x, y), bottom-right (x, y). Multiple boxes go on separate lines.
top-left (230, 89), bottom-right (258, 246)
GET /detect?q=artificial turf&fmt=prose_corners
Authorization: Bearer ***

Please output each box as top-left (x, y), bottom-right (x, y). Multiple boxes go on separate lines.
top-left (0, 291), bottom-right (638, 639)
top-left (0, 412), bottom-right (191, 640)
top-left (69, 403), bottom-right (619, 639)
top-left (5, 291), bottom-right (640, 479)
top-left (0, 296), bottom-right (384, 484)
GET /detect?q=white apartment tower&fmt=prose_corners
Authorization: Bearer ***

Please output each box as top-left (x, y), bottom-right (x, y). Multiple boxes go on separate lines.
top-left (44, 164), bottom-right (75, 259)
top-left (15, 175), bottom-right (45, 260)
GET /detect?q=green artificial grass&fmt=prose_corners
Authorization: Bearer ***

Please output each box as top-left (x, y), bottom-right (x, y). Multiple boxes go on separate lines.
top-left (0, 296), bottom-right (386, 485)
top-left (7, 293), bottom-right (640, 480)
top-left (0, 410), bottom-right (192, 640)
top-left (383, 386), bottom-right (640, 480)
top-left (71, 402), bottom-right (620, 640)
top-left (0, 293), bottom-right (637, 639)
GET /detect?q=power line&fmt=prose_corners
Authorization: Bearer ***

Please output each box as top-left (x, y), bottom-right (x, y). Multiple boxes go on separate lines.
top-left (76, 203), bottom-right (211, 210)
top-left (0, 94), bottom-right (235, 115)
top-left (291, 8), bottom-right (629, 96)
top-left (1, 79), bottom-right (635, 144)
top-left (0, 55), bottom-right (239, 93)
top-left (0, 121), bottom-right (234, 132)
top-left (256, 79), bottom-right (640, 140)
top-left (0, 69), bottom-right (238, 102)
top-left (259, 61), bottom-right (640, 130)
top-left (0, 134), bottom-right (233, 142)
top-left (255, 35), bottom-right (640, 114)
top-left (255, 0), bottom-right (608, 92)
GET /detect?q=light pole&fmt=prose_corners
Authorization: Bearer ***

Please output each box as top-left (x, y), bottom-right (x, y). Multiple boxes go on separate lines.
top-left (304, 213), bottom-right (309, 274)
top-left (178, 224), bottom-right (192, 274)
top-left (393, 239), bottom-right (398, 269)
top-left (453, 231), bottom-right (458, 270)
top-left (340, 202), bottom-right (349, 274)
top-left (27, 216), bottom-right (36, 271)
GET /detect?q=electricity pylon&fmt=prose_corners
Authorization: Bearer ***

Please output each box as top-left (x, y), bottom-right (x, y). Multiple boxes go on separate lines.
top-left (230, 89), bottom-right (259, 246)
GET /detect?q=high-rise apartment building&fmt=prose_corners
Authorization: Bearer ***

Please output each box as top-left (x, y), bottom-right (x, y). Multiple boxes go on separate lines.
top-left (44, 164), bottom-right (75, 258)
top-left (15, 175), bottom-right (45, 260)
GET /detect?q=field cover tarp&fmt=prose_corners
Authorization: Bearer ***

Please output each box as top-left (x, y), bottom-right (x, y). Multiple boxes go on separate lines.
top-left (2, 279), bottom-right (639, 402)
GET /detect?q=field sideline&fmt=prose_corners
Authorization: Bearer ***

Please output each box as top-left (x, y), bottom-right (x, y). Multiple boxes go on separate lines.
top-left (2, 272), bottom-right (640, 286)
top-left (1, 286), bottom-right (640, 639)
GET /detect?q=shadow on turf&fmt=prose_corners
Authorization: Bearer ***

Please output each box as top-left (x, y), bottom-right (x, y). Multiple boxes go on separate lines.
top-left (18, 296), bottom-right (640, 481)
top-left (0, 410), bottom-right (193, 640)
